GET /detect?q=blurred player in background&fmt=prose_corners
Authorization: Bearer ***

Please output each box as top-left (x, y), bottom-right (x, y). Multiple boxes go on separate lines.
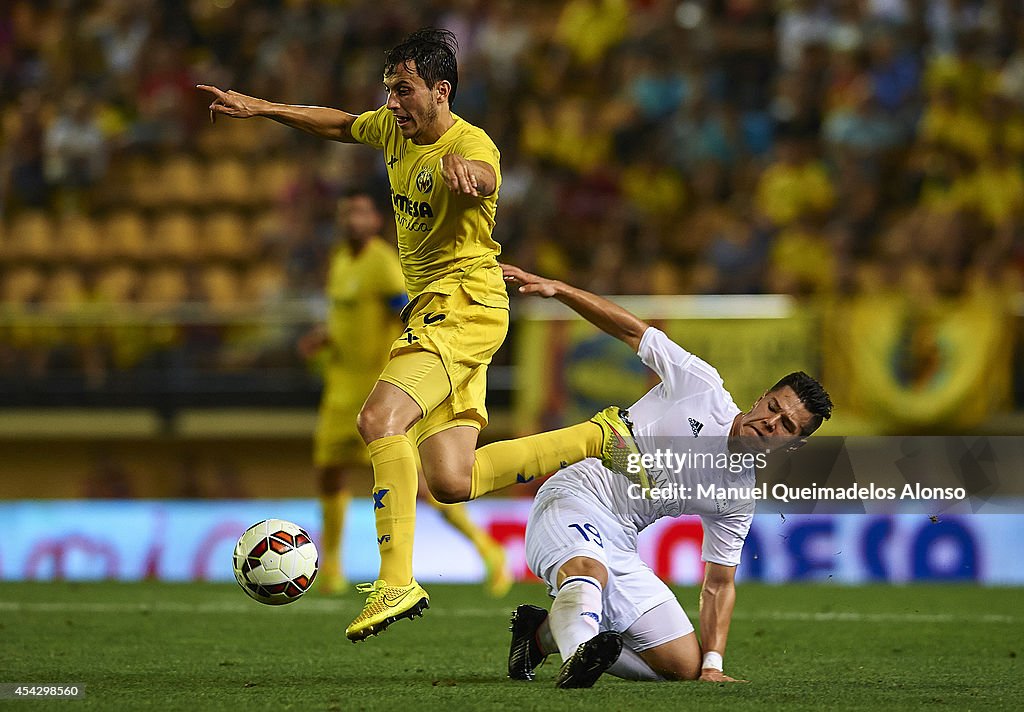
top-left (297, 189), bottom-right (510, 597)
top-left (201, 28), bottom-right (637, 641)
top-left (501, 264), bottom-right (832, 687)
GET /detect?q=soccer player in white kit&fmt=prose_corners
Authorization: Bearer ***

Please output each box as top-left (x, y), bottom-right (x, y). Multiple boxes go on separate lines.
top-left (500, 264), bottom-right (832, 688)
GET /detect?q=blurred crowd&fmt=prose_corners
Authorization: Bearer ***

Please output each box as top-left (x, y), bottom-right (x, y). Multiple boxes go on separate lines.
top-left (1, 0), bottom-right (1023, 390)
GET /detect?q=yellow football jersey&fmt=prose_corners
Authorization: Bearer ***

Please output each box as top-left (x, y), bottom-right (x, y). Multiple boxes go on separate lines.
top-left (350, 107), bottom-right (508, 309)
top-left (323, 237), bottom-right (406, 403)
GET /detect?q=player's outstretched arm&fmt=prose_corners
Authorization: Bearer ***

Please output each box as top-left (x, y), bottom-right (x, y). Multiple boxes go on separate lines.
top-left (501, 264), bottom-right (649, 352)
top-left (197, 85), bottom-right (359, 143)
top-left (698, 563), bottom-right (747, 682)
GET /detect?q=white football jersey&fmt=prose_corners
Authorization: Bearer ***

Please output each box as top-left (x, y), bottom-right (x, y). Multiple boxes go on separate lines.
top-left (539, 327), bottom-right (755, 566)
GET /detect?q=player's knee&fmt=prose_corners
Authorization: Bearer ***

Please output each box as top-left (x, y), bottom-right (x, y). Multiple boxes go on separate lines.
top-left (427, 475), bottom-right (471, 504)
top-left (356, 404), bottom-right (405, 442)
top-left (658, 661), bottom-right (701, 681)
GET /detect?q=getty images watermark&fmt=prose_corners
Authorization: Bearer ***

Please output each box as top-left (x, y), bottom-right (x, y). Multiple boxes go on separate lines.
top-left (624, 447), bottom-right (967, 503)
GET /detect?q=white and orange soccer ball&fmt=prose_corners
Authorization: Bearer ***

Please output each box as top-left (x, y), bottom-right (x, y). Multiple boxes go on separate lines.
top-left (233, 519), bottom-right (318, 605)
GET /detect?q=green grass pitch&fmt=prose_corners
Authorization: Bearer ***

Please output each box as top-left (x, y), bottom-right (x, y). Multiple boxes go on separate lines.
top-left (1, 582), bottom-right (1021, 711)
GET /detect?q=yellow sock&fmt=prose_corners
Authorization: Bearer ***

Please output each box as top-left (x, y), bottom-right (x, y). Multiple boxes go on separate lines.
top-left (469, 421), bottom-right (602, 499)
top-left (427, 495), bottom-right (493, 553)
top-left (319, 490), bottom-right (351, 586)
top-left (368, 434), bottom-right (419, 586)
top-left (428, 496), bottom-right (511, 597)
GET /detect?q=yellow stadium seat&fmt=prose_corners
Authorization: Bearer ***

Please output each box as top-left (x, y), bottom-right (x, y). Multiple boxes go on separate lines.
top-left (2, 265), bottom-right (45, 304)
top-left (152, 211), bottom-right (200, 261)
top-left (158, 155), bottom-right (207, 207)
top-left (123, 156), bottom-right (160, 209)
top-left (254, 158), bottom-right (298, 203)
top-left (242, 260), bottom-right (287, 303)
top-left (199, 264), bottom-right (243, 307)
top-left (58, 214), bottom-right (105, 264)
top-left (139, 266), bottom-right (189, 306)
top-left (104, 210), bottom-right (150, 261)
top-left (94, 265), bottom-right (140, 303)
top-left (206, 158), bottom-right (253, 207)
top-left (202, 211), bottom-right (251, 260)
top-left (9, 211), bottom-right (55, 260)
top-left (43, 268), bottom-right (88, 305)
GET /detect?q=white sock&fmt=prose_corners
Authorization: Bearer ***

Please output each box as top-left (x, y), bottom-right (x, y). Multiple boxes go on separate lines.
top-left (549, 575), bottom-right (603, 660)
top-left (606, 645), bottom-right (664, 681)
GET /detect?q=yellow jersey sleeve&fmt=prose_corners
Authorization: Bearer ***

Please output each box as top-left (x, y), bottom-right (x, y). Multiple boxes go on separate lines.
top-left (350, 106), bottom-right (390, 151)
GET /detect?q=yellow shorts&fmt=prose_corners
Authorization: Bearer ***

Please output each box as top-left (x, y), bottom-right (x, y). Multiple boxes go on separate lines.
top-left (312, 371), bottom-right (378, 468)
top-left (379, 285), bottom-right (509, 445)
top-left (314, 403), bottom-right (369, 468)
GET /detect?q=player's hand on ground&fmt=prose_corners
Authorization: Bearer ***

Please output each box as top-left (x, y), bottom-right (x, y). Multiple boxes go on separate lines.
top-left (296, 324), bottom-right (329, 360)
top-left (197, 84), bottom-right (262, 122)
top-left (441, 153), bottom-right (480, 196)
top-left (500, 264), bottom-right (560, 298)
top-left (699, 669), bottom-right (748, 683)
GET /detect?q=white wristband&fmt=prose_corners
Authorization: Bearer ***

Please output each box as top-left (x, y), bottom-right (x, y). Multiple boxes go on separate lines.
top-left (702, 651), bottom-right (723, 671)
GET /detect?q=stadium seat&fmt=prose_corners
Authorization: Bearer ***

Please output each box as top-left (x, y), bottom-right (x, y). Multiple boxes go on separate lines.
top-left (242, 260), bottom-right (287, 303)
top-left (157, 155), bottom-right (207, 208)
top-left (2, 265), bottom-right (45, 304)
top-left (206, 158), bottom-right (254, 208)
top-left (8, 211), bottom-right (55, 261)
top-left (94, 265), bottom-right (140, 304)
top-left (58, 214), bottom-right (105, 264)
top-left (139, 266), bottom-right (189, 306)
top-left (43, 268), bottom-right (88, 305)
top-left (254, 158), bottom-right (298, 203)
top-left (199, 264), bottom-right (243, 307)
top-left (202, 211), bottom-right (252, 260)
top-left (103, 210), bottom-right (150, 262)
top-left (152, 211), bottom-right (200, 262)
top-left (122, 156), bottom-right (161, 210)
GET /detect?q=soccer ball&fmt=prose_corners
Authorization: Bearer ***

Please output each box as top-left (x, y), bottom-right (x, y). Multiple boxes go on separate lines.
top-left (233, 519), bottom-right (318, 605)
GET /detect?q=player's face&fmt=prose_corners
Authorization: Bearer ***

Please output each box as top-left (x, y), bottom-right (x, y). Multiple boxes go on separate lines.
top-left (732, 386), bottom-right (814, 453)
top-left (384, 61), bottom-right (442, 144)
top-left (338, 195), bottom-right (380, 241)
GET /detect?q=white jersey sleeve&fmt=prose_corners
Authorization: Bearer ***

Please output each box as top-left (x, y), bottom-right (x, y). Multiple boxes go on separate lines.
top-left (699, 504), bottom-right (753, 567)
top-left (636, 327), bottom-right (728, 401)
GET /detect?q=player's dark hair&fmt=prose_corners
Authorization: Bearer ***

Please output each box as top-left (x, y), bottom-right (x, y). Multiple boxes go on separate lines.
top-left (770, 372), bottom-right (833, 436)
top-left (384, 28), bottom-right (459, 108)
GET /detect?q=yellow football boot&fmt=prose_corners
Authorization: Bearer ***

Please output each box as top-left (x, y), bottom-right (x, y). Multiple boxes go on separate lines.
top-left (345, 579), bottom-right (429, 641)
top-left (590, 406), bottom-right (649, 489)
top-left (482, 544), bottom-right (512, 598)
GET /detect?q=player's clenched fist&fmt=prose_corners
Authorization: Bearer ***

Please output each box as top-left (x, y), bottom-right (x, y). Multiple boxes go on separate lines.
top-left (197, 84), bottom-right (263, 122)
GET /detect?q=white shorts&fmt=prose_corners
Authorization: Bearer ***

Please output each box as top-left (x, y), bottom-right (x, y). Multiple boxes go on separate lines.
top-left (525, 484), bottom-right (694, 648)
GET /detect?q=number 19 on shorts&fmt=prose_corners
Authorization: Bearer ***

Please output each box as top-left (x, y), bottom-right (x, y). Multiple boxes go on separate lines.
top-left (568, 523), bottom-right (603, 548)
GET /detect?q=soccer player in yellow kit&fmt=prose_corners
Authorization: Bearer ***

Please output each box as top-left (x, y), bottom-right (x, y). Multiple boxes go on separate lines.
top-left (200, 28), bottom-right (641, 642)
top-left (298, 189), bottom-right (510, 597)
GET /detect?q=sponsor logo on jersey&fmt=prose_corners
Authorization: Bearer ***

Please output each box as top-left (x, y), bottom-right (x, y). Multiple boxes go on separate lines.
top-left (415, 167), bottom-right (433, 193)
top-left (392, 191), bottom-right (434, 218)
top-left (387, 154), bottom-right (398, 168)
top-left (688, 418), bottom-right (704, 437)
top-left (400, 327), bottom-right (418, 344)
top-left (423, 312), bottom-right (446, 325)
